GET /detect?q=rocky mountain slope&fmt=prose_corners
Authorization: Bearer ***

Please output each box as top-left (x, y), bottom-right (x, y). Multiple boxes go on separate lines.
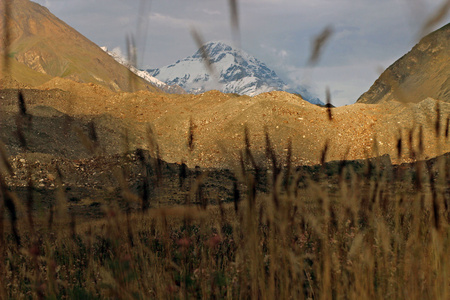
top-left (0, 1), bottom-right (448, 172)
top-left (148, 41), bottom-right (323, 105)
top-left (357, 23), bottom-right (449, 104)
top-left (0, 0), bottom-right (160, 92)
top-left (3, 78), bottom-right (449, 169)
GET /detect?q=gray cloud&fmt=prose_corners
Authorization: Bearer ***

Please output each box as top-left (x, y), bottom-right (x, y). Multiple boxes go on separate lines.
top-left (32, 0), bottom-right (449, 106)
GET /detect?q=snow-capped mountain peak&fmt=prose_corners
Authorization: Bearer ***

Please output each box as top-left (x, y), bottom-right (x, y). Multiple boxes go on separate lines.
top-left (147, 41), bottom-right (323, 105)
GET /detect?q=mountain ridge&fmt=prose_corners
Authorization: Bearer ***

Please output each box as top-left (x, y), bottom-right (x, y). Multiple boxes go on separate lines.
top-left (357, 23), bottom-right (449, 104)
top-left (0, 0), bottom-right (161, 93)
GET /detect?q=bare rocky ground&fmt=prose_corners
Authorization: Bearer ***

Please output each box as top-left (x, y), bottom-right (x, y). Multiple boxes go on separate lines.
top-left (2, 150), bottom-right (238, 219)
top-left (1, 82), bottom-right (450, 218)
top-left (16, 78), bottom-right (450, 167)
top-left (0, 88), bottom-right (236, 218)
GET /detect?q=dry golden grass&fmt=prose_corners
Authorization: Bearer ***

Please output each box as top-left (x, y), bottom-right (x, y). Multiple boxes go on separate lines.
top-left (0, 129), bottom-right (449, 299)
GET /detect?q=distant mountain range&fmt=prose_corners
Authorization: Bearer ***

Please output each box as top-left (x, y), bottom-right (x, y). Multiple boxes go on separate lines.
top-left (4, 0), bottom-right (447, 109)
top-left (147, 41), bottom-right (324, 105)
top-left (358, 23), bottom-right (449, 104)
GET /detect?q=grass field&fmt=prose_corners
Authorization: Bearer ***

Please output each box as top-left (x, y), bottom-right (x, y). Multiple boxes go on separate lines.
top-left (0, 132), bottom-right (449, 299)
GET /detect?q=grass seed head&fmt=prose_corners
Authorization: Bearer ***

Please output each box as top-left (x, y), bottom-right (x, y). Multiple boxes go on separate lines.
top-left (188, 117), bottom-right (195, 152)
top-left (320, 140), bottom-right (329, 165)
top-left (326, 86), bottom-right (333, 121)
top-left (396, 130), bottom-right (403, 158)
top-left (309, 25), bottom-right (333, 66)
top-left (445, 117), bottom-right (449, 138)
top-left (435, 100), bottom-right (441, 136)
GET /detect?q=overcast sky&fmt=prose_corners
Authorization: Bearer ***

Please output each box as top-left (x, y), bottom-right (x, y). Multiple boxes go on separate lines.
top-left (33, 0), bottom-right (449, 106)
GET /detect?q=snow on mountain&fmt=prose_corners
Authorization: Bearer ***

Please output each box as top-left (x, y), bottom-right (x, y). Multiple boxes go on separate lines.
top-left (146, 41), bottom-right (323, 105)
top-left (101, 47), bottom-right (185, 94)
